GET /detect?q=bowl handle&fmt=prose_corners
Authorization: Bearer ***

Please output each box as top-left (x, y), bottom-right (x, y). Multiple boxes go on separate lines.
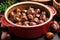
top-left (1, 16), bottom-right (12, 27)
top-left (47, 5), bottom-right (57, 17)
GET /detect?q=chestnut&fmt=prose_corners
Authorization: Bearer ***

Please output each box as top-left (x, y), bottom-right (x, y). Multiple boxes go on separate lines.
top-left (22, 9), bottom-right (27, 13)
top-left (28, 7), bottom-right (36, 14)
top-left (9, 12), bottom-right (15, 17)
top-left (35, 9), bottom-right (40, 13)
top-left (1, 32), bottom-right (10, 40)
top-left (41, 11), bottom-right (46, 15)
top-left (21, 15), bottom-right (28, 21)
top-left (16, 8), bottom-right (21, 12)
top-left (16, 22), bottom-right (22, 25)
top-left (23, 21), bottom-right (29, 26)
top-left (15, 17), bottom-right (21, 22)
top-left (41, 15), bottom-right (47, 21)
top-left (46, 32), bottom-right (54, 39)
top-left (39, 20), bottom-right (44, 24)
top-left (14, 14), bottom-right (20, 18)
top-left (17, 12), bottom-right (21, 16)
top-left (9, 17), bottom-right (16, 23)
top-left (22, 12), bottom-right (26, 16)
top-left (24, 24), bottom-right (29, 26)
top-left (29, 22), bottom-right (36, 26)
top-left (51, 21), bottom-right (60, 32)
top-left (36, 14), bottom-right (40, 18)
top-left (34, 18), bottom-right (39, 23)
top-left (28, 14), bottom-right (34, 20)
top-left (0, 24), bottom-right (6, 28)
top-left (53, 21), bottom-right (58, 24)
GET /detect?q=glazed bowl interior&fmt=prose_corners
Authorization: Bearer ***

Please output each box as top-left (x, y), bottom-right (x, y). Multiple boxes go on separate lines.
top-left (5, 2), bottom-right (53, 27)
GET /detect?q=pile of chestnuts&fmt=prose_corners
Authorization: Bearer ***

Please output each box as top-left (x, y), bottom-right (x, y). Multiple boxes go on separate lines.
top-left (8, 7), bottom-right (49, 26)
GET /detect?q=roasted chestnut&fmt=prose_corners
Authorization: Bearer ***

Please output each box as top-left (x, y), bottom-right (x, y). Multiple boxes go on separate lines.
top-left (41, 11), bottom-right (46, 15)
top-left (39, 20), bottom-right (44, 23)
top-left (14, 14), bottom-right (20, 18)
top-left (29, 22), bottom-right (36, 26)
top-left (28, 7), bottom-right (36, 14)
top-left (17, 12), bottom-right (21, 16)
top-left (21, 15), bottom-right (28, 21)
top-left (51, 21), bottom-right (60, 32)
top-left (22, 9), bottom-right (27, 13)
top-left (16, 8), bottom-right (21, 12)
top-left (9, 12), bottom-right (15, 17)
top-left (23, 21), bottom-right (29, 26)
top-left (36, 14), bottom-right (40, 18)
top-left (16, 22), bottom-right (22, 25)
top-left (15, 17), bottom-right (21, 22)
top-left (22, 12), bottom-right (26, 16)
top-left (34, 18), bottom-right (39, 23)
top-left (41, 15), bottom-right (47, 21)
top-left (35, 9), bottom-right (40, 13)
top-left (28, 14), bottom-right (34, 20)
top-left (1, 32), bottom-right (10, 40)
top-left (46, 32), bottom-right (54, 39)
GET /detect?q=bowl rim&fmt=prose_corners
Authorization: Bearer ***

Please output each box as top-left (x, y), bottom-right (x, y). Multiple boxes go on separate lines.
top-left (5, 1), bottom-right (53, 28)
top-left (53, 0), bottom-right (60, 6)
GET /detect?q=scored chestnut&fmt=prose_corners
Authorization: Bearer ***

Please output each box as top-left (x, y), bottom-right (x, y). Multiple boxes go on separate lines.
top-left (34, 18), bottom-right (40, 23)
top-left (28, 7), bottom-right (36, 14)
top-left (16, 8), bottom-right (21, 12)
top-left (21, 15), bottom-right (28, 21)
top-left (17, 12), bottom-right (21, 16)
top-left (14, 14), bottom-right (20, 18)
top-left (22, 9), bottom-right (27, 13)
top-left (23, 21), bottom-right (29, 26)
top-left (46, 32), bottom-right (54, 39)
top-left (29, 22), bottom-right (36, 26)
top-left (22, 12), bottom-right (26, 16)
top-left (9, 17), bottom-right (16, 23)
top-left (41, 15), bottom-right (47, 21)
top-left (16, 22), bottom-right (22, 25)
top-left (9, 12), bottom-right (15, 17)
top-left (39, 20), bottom-right (44, 24)
top-left (35, 8), bottom-right (40, 13)
top-left (28, 14), bottom-right (34, 20)
top-left (15, 17), bottom-right (21, 22)
top-left (36, 14), bottom-right (40, 18)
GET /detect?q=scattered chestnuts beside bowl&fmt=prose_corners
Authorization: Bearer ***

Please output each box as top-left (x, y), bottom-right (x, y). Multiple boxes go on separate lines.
top-left (51, 20), bottom-right (60, 32)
